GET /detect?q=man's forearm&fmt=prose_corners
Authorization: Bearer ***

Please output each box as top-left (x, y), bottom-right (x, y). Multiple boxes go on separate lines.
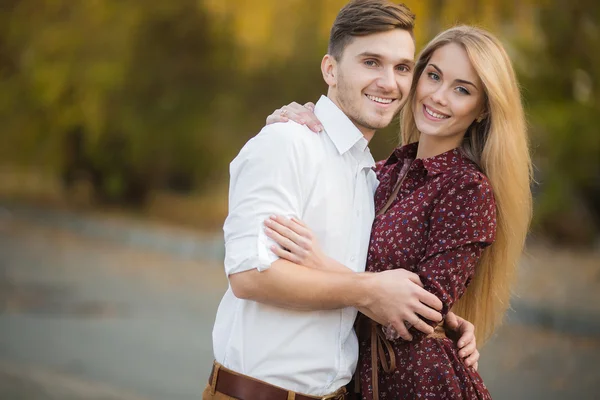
top-left (229, 259), bottom-right (371, 310)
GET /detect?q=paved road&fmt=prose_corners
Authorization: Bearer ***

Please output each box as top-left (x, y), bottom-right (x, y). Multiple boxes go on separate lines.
top-left (1, 204), bottom-right (599, 399)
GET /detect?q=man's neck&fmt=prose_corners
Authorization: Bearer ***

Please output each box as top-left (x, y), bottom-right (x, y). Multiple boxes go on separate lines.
top-left (326, 93), bottom-right (376, 143)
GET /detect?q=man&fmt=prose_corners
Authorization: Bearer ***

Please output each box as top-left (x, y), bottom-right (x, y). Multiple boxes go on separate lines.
top-left (205, 1), bottom-right (478, 399)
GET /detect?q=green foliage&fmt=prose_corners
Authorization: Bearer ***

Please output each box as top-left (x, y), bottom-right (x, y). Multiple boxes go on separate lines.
top-left (0, 0), bottom-right (598, 239)
top-left (518, 0), bottom-right (600, 242)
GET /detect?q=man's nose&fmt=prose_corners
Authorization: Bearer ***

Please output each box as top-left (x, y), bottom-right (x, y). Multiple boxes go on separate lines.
top-left (376, 68), bottom-right (397, 92)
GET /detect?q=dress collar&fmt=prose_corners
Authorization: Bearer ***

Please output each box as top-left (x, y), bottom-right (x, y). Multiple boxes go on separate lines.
top-left (387, 142), bottom-right (474, 176)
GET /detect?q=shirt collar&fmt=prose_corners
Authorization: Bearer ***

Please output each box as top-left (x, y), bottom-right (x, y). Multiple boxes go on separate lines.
top-left (314, 95), bottom-right (367, 156)
top-left (389, 142), bottom-right (473, 176)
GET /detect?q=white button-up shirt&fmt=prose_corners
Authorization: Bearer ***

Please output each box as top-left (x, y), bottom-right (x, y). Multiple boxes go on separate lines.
top-left (213, 96), bottom-right (378, 396)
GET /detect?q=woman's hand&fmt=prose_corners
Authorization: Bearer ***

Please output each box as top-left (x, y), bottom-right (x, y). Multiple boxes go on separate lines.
top-left (265, 101), bottom-right (324, 133)
top-left (445, 312), bottom-right (480, 370)
top-left (264, 215), bottom-right (333, 270)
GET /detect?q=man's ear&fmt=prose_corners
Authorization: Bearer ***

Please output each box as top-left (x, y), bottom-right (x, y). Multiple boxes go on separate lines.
top-left (321, 54), bottom-right (337, 87)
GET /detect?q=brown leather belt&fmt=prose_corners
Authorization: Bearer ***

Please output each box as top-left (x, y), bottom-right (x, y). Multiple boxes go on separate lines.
top-left (208, 362), bottom-right (348, 400)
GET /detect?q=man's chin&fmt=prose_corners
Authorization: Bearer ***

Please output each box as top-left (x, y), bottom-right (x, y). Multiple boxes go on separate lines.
top-left (366, 116), bottom-right (395, 130)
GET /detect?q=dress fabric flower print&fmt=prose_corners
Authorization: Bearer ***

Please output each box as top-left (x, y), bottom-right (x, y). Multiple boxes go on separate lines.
top-left (358, 143), bottom-right (496, 400)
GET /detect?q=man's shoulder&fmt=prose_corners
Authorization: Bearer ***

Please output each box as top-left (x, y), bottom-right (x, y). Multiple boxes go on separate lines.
top-left (259, 121), bottom-right (322, 146)
top-left (232, 121), bottom-right (325, 168)
top-left (242, 121), bottom-right (325, 157)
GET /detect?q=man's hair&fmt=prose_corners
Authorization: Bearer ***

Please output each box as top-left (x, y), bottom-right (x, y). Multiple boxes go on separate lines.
top-left (328, 0), bottom-right (416, 60)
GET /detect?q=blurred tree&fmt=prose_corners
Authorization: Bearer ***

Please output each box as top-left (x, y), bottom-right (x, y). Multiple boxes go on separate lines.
top-left (1, 0), bottom-right (598, 241)
top-left (519, 0), bottom-right (600, 243)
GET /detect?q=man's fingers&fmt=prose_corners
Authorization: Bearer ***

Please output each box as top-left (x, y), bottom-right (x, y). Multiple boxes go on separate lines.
top-left (405, 271), bottom-right (424, 287)
top-left (417, 288), bottom-right (443, 312)
top-left (411, 317), bottom-right (434, 335)
top-left (391, 320), bottom-right (412, 341)
top-left (415, 302), bottom-right (444, 323)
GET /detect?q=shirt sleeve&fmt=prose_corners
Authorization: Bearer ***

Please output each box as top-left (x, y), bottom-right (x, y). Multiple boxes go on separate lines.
top-left (414, 172), bottom-right (497, 331)
top-left (223, 124), bottom-right (316, 276)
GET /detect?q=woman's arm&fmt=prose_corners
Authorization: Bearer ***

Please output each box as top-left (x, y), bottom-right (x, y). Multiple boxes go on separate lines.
top-left (408, 172), bottom-right (497, 341)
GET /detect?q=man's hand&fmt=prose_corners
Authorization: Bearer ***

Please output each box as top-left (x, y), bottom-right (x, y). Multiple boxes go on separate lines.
top-left (359, 269), bottom-right (443, 341)
top-left (445, 312), bottom-right (480, 370)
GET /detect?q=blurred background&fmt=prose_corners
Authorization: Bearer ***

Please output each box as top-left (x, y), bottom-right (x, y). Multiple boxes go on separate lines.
top-left (0, 0), bottom-right (599, 399)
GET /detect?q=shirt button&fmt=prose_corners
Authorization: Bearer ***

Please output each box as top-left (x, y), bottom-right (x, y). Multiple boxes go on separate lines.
top-left (350, 256), bottom-right (356, 262)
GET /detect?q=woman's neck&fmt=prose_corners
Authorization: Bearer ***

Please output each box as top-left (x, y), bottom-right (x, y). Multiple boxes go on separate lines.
top-left (415, 134), bottom-right (463, 159)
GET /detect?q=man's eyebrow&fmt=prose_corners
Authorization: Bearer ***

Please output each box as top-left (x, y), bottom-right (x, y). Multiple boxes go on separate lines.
top-left (358, 52), bottom-right (415, 66)
top-left (428, 63), bottom-right (479, 90)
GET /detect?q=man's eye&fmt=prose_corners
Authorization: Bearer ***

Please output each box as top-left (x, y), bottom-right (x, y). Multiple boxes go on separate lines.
top-left (364, 60), bottom-right (378, 67)
top-left (397, 65), bottom-right (411, 73)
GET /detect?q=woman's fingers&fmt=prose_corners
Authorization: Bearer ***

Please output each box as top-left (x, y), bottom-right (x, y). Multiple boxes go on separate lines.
top-left (290, 216), bottom-right (308, 228)
top-left (269, 216), bottom-right (313, 246)
top-left (459, 339), bottom-right (478, 363)
top-left (266, 102), bottom-right (323, 132)
top-left (270, 242), bottom-right (301, 264)
top-left (464, 349), bottom-right (480, 369)
top-left (303, 102), bottom-right (315, 111)
top-left (265, 226), bottom-right (304, 259)
top-left (266, 108), bottom-right (288, 125)
top-left (266, 216), bottom-right (303, 245)
top-left (287, 102), bottom-right (323, 132)
top-left (457, 330), bottom-right (475, 351)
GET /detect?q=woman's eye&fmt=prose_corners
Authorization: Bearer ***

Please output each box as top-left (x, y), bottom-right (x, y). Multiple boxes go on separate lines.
top-left (456, 86), bottom-right (470, 95)
top-left (428, 72), bottom-right (440, 81)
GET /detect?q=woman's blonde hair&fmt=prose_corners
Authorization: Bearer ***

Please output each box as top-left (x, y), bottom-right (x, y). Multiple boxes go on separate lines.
top-left (401, 26), bottom-right (533, 344)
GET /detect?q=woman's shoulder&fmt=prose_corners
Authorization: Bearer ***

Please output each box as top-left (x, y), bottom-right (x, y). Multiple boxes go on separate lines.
top-left (436, 161), bottom-right (495, 209)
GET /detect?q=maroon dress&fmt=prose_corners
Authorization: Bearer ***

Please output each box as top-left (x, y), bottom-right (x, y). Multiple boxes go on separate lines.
top-left (358, 143), bottom-right (496, 400)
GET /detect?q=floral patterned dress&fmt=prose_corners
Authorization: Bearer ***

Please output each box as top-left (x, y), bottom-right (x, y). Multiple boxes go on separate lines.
top-left (357, 143), bottom-right (496, 400)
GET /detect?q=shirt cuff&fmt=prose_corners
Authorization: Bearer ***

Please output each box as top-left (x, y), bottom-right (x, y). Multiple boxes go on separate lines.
top-left (224, 226), bottom-right (279, 276)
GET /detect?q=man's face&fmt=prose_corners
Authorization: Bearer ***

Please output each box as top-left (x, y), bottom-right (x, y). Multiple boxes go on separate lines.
top-left (326, 29), bottom-right (415, 137)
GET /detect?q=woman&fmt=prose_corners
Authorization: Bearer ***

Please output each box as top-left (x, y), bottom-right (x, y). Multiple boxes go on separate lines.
top-left (263, 26), bottom-right (532, 399)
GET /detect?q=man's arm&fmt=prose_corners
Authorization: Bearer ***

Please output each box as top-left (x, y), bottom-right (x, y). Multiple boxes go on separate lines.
top-left (230, 258), bottom-right (443, 338)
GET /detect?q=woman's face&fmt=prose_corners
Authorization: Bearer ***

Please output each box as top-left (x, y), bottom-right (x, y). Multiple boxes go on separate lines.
top-left (413, 42), bottom-right (486, 144)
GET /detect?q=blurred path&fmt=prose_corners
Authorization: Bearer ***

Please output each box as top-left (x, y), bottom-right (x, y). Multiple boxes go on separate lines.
top-left (0, 204), bottom-right (226, 399)
top-left (1, 203), bottom-right (599, 399)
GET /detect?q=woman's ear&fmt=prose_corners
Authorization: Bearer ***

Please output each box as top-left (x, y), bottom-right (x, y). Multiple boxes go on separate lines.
top-left (476, 109), bottom-right (488, 123)
top-left (321, 54), bottom-right (337, 87)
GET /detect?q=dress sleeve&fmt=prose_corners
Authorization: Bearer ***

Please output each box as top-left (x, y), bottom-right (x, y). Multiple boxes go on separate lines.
top-left (414, 172), bottom-right (497, 329)
top-left (223, 124), bottom-right (316, 276)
